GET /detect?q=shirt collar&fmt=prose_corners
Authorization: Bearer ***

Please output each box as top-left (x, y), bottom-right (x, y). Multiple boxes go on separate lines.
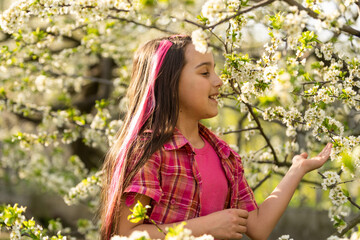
top-left (163, 123), bottom-right (231, 159)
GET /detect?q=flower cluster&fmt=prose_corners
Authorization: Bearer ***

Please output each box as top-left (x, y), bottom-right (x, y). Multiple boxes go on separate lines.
top-left (201, 0), bottom-right (227, 25)
top-left (285, 141), bottom-right (299, 154)
top-left (282, 8), bottom-right (308, 50)
top-left (222, 52), bottom-right (278, 103)
top-left (1, 137), bottom-right (88, 196)
top-left (329, 186), bottom-right (348, 207)
top-left (227, 15), bottom-right (247, 48)
top-left (328, 204), bottom-right (351, 233)
top-left (0, 0), bottom-right (133, 34)
top-left (278, 235), bottom-right (293, 240)
top-left (77, 218), bottom-right (100, 240)
top-left (330, 136), bottom-right (360, 161)
top-left (227, 0), bottom-right (240, 12)
top-left (263, 106), bottom-right (302, 128)
top-left (315, 43), bottom-right (334, 61)
top-left (321, 171), bottom-right (341, 190)
top-left (303, 107), bottom-right (345, 141)
top-left (64, 171), bottom-right (102, 210)
top-left (0, 204), bottom-right (69, 240)
top-left (191, 29), bottom-right (208, 54)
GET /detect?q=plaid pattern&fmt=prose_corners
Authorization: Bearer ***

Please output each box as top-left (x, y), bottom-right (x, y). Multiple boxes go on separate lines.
top-left (124, 123), bottom-right (258, 224)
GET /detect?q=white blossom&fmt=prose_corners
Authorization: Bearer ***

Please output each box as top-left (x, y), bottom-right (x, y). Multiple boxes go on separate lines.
top-left (201, 0), bottom-right (226, 24)
top-left (191, 29), bottom-right (208, 54)
top-left (321, 171), bottom-right (341, 190)
top-left (278, 235), bottom-right (293, 240)
top-left (329, 186), bottom-right (348, 206)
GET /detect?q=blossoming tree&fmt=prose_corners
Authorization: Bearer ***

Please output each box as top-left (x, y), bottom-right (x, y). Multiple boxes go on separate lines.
top-left (0, 0), bottom-right (360, 239)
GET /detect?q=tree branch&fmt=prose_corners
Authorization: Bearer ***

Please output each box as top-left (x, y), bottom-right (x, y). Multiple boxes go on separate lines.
top-left (183, 0), bottom-right (276, 30)
top-left (245, 102), bottom-right (281, 164)
top-left (223, 127), bottom-right (259, 135)
top-left (208, 0), bottom-right (276, 29)
top-left (282, 0), bottom-right (360, 38)
top-left (252, 172), bottom-right (272, 191)
top-left (335, 213), bottom-right (360, 237)
top-left (108, 15), bottom-right (176, 34)
top-left (348, 196), bottom-right (360, 210)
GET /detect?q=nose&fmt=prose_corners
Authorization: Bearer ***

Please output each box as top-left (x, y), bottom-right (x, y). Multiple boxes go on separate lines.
top-left (213, 73), bottom-right (223, 88)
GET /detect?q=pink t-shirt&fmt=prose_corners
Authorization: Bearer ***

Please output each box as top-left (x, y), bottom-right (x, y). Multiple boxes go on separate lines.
top-left (194, 136), bottom-right (229, 216)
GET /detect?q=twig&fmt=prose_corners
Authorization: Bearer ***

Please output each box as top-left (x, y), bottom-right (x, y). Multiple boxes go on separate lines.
top-left (254, 144), bottom-right (269, 155)
top-left (208, 0), bottom-right (276, 29)
top-left (253, 160), bottom-right (292, 167)
top-left (301, 80), bottom-right (331, 86)
top-left (252, 172), bottom-right (272, 191)
top-left (108, 15), bottom-right (176, 34)
top-left (183, 0), bottom-right (276, 30)
top-left (245, 102), bottom-right (280, 164)
top-left (348, 196), bottom-right (360, 210)
top-left (149, 219), bottom-right (166, 236)
top-left (223, 127), bottom-right (259, 135)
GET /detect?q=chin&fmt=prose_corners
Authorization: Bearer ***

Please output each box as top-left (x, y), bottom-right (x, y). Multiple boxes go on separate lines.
top-left (203, 111), bottom-right (218, 119)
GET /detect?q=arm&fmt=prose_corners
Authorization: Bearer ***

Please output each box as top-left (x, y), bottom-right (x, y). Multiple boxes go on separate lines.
top-left (117, 194), bottom-right (249, 239)
top-left (246, 143), bottom-right (333, 240)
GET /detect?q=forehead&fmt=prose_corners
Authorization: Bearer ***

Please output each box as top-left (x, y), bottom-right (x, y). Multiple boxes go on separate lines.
top-left (184, 43), bottom-right (214, 67)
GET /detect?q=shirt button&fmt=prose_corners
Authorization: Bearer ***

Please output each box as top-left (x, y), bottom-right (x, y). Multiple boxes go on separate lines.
top-left (170, 199), bottom-right (176, 204)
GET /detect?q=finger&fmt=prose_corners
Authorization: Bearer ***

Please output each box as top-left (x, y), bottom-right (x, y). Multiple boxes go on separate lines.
top-left (299, 152), bottom-right (308, 158)
top-left (237, 217), bottom-right (247, 226)
top-left (318, 143), bottom-right (332, 156)
top-left (231, 233), bottom-right (243, 239)
top-left (318, 144), bottom-right (332, 159)
top-left (324, 143), bottom-right (332, 156)
top-left (237, 209), bottom-right (249, 219)
top-left (235, 225), bottom-right (247, 234)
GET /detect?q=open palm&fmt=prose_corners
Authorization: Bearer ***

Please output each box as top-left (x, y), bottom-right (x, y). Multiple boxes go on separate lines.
top-left (291, 143), bottom-right (333, 173)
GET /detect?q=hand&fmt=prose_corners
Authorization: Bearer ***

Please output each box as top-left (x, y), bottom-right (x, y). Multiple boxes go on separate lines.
top-left (204, 208), bottom-right (248, 239)
top-left (291, 142), bottom-right (332, 174)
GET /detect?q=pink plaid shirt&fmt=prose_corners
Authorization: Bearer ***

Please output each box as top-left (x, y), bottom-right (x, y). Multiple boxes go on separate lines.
top-left (124, 123), bottom-right (258, 224)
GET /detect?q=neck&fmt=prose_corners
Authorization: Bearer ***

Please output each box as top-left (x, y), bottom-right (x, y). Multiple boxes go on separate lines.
top-left (176, 114), bottom-right (204, 148)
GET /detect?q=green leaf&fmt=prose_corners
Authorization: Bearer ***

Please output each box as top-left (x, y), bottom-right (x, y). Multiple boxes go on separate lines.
top-left (87, 28), bottom-right (100, 36)
top-left (0, 87), bottom-right (6, 99)
top-left (341, 151), bottom-right (355, 173)
top-left (268, 12), bottom-right (284, 30)
top-left (342, 188), bottom-right (350, 198)
top-left (95, 99), bottom-right (110, 109)
top-left (196, 14), bottom-right (209, 25)
top-left (127, 200), bottom-right (151, 223)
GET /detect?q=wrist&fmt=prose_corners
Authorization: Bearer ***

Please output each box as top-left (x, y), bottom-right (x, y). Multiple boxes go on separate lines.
top-left (288, 162), bottom-right (307, 178)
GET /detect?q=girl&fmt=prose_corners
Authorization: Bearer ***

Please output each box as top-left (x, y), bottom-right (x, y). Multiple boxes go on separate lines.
top-left (100, 35), bottom-right (332, 240)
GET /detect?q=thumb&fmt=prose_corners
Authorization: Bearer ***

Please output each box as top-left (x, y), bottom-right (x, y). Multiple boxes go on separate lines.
top-left (299, 152), bottom-right (308, 158)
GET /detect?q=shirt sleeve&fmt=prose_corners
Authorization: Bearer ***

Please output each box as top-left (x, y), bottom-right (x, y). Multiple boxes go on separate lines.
top-left (237, 168), bottom-right (258, 212)
top-left (123, 151), bottom-right (163, 205)
top-left (234, 151), bottom-right (258, 212)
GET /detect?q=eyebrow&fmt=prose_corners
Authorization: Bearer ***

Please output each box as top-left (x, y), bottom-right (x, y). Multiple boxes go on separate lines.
top-left (195, 62), bottom-right (216, 69)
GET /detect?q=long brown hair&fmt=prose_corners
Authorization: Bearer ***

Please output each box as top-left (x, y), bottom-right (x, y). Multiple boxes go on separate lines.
top-left (100, 35), bottom-right (192, 239)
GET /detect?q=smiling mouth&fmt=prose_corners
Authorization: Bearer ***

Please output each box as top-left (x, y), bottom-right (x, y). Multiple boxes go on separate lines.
top-left (209, 95), bottom-right (219, 101)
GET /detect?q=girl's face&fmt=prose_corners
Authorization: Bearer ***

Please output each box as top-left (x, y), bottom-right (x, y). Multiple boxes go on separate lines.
top-left (178, 43), bottom-right (223, 122)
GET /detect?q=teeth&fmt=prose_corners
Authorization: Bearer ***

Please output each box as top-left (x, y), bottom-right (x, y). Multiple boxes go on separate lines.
top-left (209, 95), bottom-right (218, 100)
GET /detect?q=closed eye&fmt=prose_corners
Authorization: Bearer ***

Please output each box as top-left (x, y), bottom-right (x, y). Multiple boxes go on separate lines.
top-left (201, 72), bottom-right (210, 76)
